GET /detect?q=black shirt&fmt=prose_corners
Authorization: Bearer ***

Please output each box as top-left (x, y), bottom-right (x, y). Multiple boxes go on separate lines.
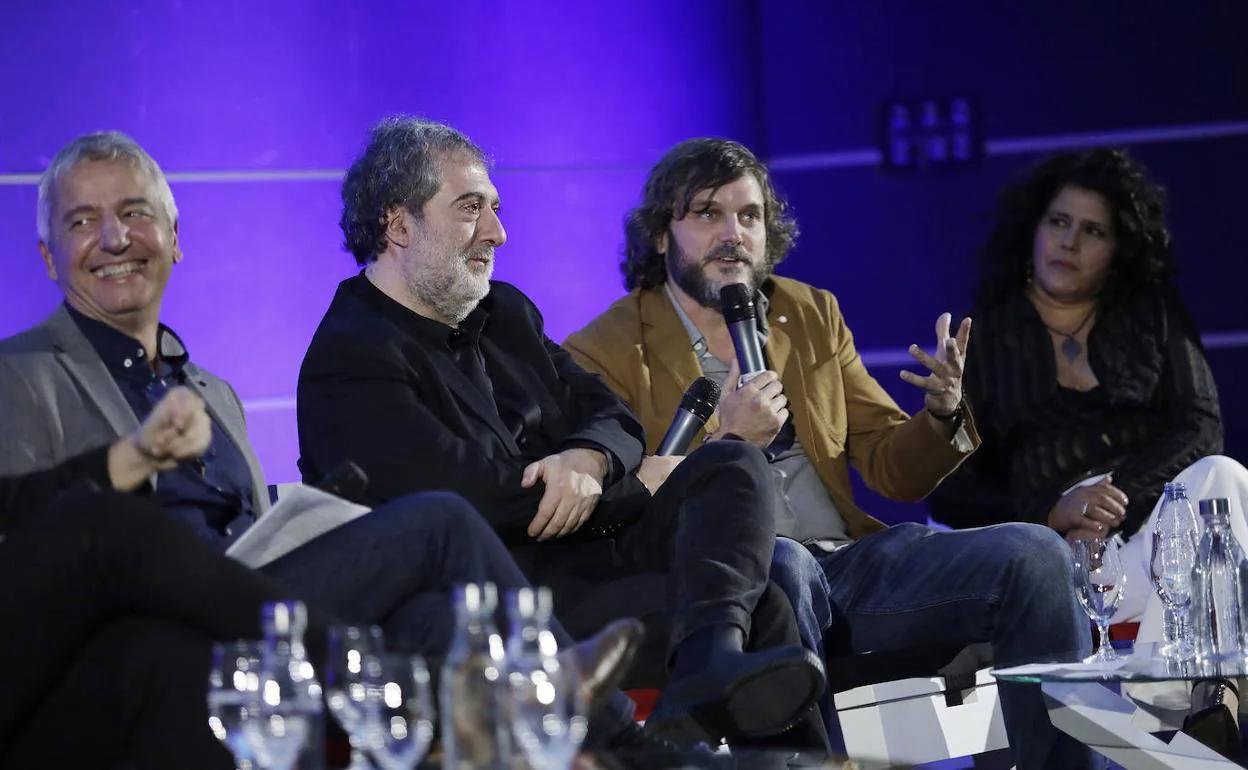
top-left (67, 306), bottom-right (256, 544)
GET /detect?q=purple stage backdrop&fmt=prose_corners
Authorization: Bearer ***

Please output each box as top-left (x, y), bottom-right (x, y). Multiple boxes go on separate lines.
top-left (3, 2), bottom-right (1246, 525)
top-left (0, 0), bottom-right (765, 483)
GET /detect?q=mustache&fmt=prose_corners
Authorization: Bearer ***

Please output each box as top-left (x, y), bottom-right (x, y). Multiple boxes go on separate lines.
top-left (703, 244), bottom-right (751, 264)
top-left (462, 246), bottom-right (494, 263)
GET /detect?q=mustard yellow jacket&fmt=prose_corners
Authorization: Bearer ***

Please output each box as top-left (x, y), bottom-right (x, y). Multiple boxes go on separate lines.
top-left (563, 277), bottom-right (979, 540)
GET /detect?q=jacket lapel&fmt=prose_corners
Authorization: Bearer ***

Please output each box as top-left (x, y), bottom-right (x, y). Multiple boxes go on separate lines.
top-left (183, 366), bottom-right (271, 514)
top-left (433, 344), bottom-right (523, 456)
top-left (43, 306), bottom-right (140, 440)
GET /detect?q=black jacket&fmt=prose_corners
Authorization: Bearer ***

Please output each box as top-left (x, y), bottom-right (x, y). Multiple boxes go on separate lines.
top-left (0, 446), bottom-right (113, 534)
top-left (297, 275), bottom-right (653, 547)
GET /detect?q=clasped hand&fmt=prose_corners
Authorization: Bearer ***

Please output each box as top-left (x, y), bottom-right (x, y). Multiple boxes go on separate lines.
top-left (523, 448), bottom-right (606, 540)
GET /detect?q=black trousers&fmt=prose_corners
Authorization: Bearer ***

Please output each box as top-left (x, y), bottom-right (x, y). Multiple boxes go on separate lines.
top-left (0, 491), bottom-right (330, 770)
top-left (0, 490), bottom-right (634, 770)
top-left (531, 440), bottom-right (787, 659)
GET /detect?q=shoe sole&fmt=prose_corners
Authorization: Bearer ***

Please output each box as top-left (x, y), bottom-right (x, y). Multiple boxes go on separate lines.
top-left (646, 653), bottom-right (825, 746)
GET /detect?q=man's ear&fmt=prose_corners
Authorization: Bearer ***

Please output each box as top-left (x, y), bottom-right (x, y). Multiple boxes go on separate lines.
top-left (384, 207), bottom-right (413, 249)
top-left (171, 219), bottom-right (183, 264)
top-left (656, 230), bottom-right (668, 256)
top-left (39, 241), bottom-right (57, 281)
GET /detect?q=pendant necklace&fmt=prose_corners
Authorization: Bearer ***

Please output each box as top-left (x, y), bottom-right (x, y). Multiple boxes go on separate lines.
top-left (1043, 308), bottom-right (1096, 362)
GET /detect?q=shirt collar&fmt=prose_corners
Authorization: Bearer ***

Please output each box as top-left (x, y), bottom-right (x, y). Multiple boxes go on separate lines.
top-left (664, 281), bottom-right (771, 352)
top-left (352, 272), bottom-right (490, 349)
top-left (65, 303), bottom-right (188, 378)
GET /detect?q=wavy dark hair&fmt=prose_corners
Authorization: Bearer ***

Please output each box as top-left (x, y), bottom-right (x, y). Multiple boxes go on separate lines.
top-left (621, 138), bottom-right (798, 291)
top-left (973, 147), bottom-right (1177, 309)
top-left (340, 115), bottom-right (488, 265)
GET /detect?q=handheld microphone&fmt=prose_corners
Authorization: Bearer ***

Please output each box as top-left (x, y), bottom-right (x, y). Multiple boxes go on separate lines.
top-left (656, 377), bottom-right (722, 456)
top-left (315, 460), bottom-right (370, 501)
top-left (719, 283), bottom-right (766, 386)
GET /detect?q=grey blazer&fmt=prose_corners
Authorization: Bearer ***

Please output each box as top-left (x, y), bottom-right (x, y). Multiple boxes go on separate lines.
top-left (0, 306), bottom-right (270, 515)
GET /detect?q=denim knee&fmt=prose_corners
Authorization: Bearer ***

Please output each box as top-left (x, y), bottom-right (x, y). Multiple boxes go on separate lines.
top-left (769, 537), bottom-right (833, 633)
top-left (990, 522), bottom-right (1075, 596)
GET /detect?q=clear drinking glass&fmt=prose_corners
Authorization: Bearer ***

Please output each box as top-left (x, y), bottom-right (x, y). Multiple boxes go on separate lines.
top-left (369, 654), bottom-right (436, 770)
top-left (325, 625), bottom-right (386, 770)
top-left (208, 640), bottom-right (265, 770)
top-left (248, 671), bottom-right (313, 770)
top-left (1074, 536), bottom-right (1127, 663)
top-left (506, 650), bottom-right (588, 769)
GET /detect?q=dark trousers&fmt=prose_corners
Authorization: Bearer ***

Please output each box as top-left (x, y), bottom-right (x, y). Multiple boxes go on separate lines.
top-left (0, 491), bottom-right (329, 770)
top-left (0, 490), bottom-right (635, 770)
top-left (530, 440), bottom-right (781, 657)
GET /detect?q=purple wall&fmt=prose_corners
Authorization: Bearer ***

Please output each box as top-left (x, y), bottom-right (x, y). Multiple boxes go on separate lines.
top-left (0, 0), bottom-right (763, 483)
top-left (2, 2), bottom-right (1245, 525)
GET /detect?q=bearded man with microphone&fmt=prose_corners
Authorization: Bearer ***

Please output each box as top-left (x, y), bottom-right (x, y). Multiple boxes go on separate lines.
top-left (564, 138), bottom-right (1103, 770)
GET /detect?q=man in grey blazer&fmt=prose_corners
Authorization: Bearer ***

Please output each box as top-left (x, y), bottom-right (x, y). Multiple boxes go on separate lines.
top-left (0, 131), bottom-right (649, 750)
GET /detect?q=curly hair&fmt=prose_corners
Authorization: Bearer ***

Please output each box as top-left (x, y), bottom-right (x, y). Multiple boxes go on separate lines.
top-left (973, 147), bottom-right (1177, 309)
top-left (621, 138), bottom-right (798, 291)
top-left (340, 115), bottom-right (488, 265)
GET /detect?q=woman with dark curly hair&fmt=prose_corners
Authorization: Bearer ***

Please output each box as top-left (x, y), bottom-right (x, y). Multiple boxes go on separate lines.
top-left (928, 148), bottom-right (1248, 638)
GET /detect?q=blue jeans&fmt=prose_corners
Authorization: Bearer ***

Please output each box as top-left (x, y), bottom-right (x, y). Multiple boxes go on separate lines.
top-left (770, 523), bottom-right (1102, 770)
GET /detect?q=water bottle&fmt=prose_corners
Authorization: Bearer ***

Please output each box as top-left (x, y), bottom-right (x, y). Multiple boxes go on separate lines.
top-left (261, 600), bottom-right (325, 770)
top-left (1151, 482), bottom-right (1201, 657)
top-left (1190, 499), bottom-right (1248, 665)
top-left (440, 583), bottom-right (509, 770)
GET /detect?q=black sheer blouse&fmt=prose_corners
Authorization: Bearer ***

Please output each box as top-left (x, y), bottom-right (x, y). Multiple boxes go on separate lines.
top-left (928, 287), bottom-right (1223, 540)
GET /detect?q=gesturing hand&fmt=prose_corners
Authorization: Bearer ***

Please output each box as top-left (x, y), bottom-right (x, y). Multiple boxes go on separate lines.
top-left (523, 448), bottom-right (607, 540)
top-left (900, 312), bottom-right (972, 418)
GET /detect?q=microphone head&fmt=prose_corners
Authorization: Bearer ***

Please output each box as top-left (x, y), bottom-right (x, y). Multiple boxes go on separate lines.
top-left (680, 376), bottom-right (721, 422)
top-left (719, 283), bottom-right (756, 323)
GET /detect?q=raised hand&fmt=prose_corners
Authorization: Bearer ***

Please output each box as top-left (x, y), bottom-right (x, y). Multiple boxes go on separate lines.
top-left (900, 312), bottom-right (972, 418)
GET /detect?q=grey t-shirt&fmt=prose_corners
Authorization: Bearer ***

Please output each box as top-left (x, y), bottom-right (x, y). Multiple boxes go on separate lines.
top-left (666, 285), bottom-right (852, 545)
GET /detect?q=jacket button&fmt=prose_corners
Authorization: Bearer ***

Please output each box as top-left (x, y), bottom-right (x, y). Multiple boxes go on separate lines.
top-left (225, 527), bottom-right (234, 537)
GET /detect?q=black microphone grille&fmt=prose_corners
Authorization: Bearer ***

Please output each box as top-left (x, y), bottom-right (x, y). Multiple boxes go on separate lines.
top-left (719, 283), bottom-right (756, 323)
top-left (681, 376), bottom-right (721, 421)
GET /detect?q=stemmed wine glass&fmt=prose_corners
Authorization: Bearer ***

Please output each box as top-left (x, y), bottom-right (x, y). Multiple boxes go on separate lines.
top-left (208, 641), bottom-right (265, 770)
top-left (324, 625), bottom-right (386, 770)
top-left (368, 653), bottom-right (436, 770)
top-left (505, 650), bottom-right (588, 769)
top-left (1074, 536), bottom-right (1127, 663)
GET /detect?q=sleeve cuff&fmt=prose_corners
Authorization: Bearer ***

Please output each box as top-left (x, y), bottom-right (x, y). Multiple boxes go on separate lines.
top-left (559, 440), bottom-right (623, 484)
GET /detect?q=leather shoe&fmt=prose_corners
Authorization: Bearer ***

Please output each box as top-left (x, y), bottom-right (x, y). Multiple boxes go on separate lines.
top-left (1182, 678), bottom-right (1241, 759)
top-left (560, 618), bottom-right (646, 711)
top-left (643, 644), bottom-right (826, 748)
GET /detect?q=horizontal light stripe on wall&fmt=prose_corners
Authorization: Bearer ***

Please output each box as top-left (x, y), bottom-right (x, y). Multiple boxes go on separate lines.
top-left (3, 120), bottom-right (1246, 183)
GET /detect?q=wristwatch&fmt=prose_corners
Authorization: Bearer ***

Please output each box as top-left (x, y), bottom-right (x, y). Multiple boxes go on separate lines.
top-left (930, 397), bottom-right (966, 433)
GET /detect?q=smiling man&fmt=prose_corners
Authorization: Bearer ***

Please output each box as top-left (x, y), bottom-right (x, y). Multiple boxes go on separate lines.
top-left (0, 133), bottom-right (678, 759)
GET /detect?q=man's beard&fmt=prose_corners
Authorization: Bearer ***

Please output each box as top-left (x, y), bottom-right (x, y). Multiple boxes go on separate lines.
top-left (408, 244), bottom-right (494, 324)
top-left (667, 239), bottom-right (770, 310)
